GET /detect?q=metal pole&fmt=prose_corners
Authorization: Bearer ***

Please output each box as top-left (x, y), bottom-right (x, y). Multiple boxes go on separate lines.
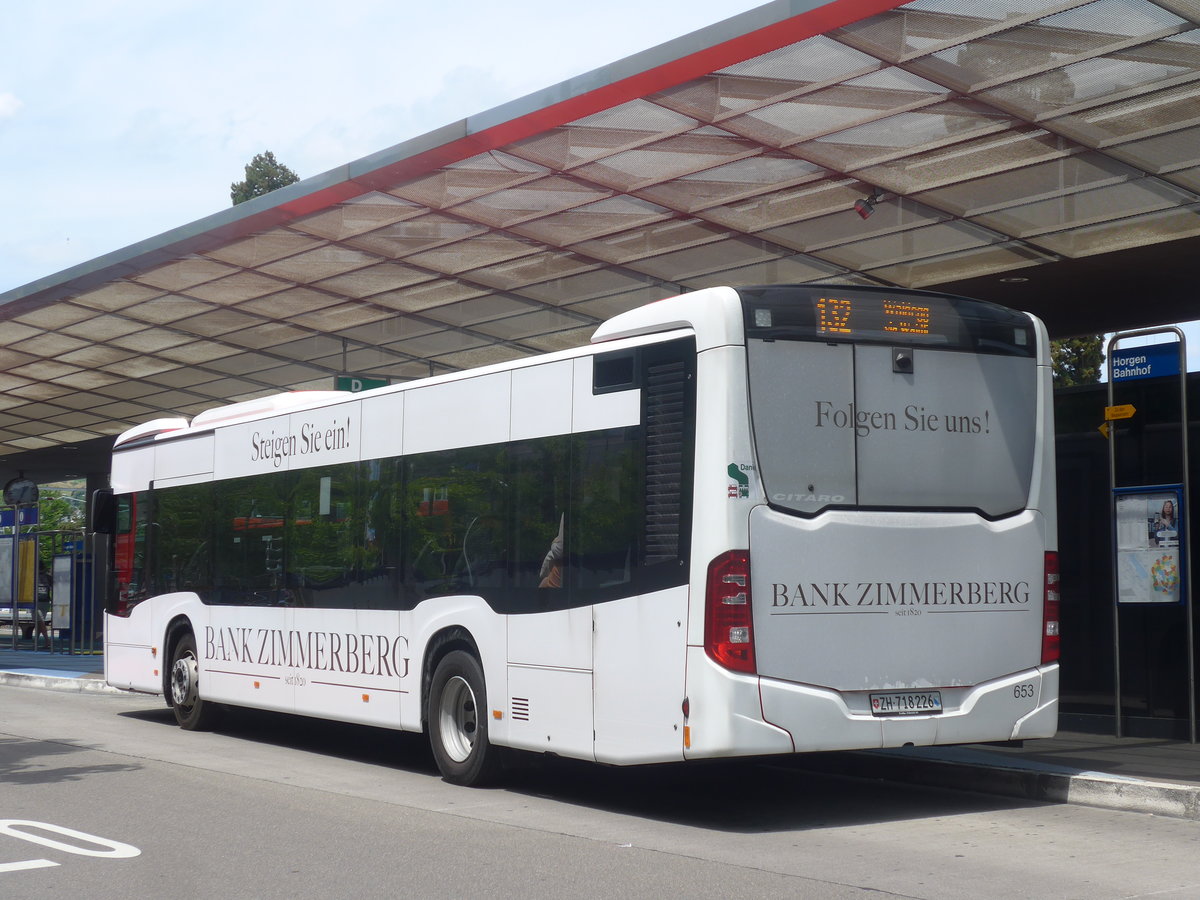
top-left (6, 512), bottom-right (13, 651)
top-left (1174, 329), bottom-right (1195, 744)
top-left (1106, 334), bottom-right (1122, 737)
top-left (85, 530), bottom-right (100, 660)
top-left (35, 531), bottom-right (42, 652)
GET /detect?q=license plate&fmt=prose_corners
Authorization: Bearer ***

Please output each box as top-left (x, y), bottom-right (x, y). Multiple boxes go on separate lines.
top-left (870, 690), bottom-right (943, 716)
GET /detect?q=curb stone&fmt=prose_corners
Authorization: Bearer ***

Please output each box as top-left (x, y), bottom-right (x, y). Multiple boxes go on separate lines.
top-left (789, 749), bottom-right (1200, 821)
top-left (0, 671), bottom-right (122, 694)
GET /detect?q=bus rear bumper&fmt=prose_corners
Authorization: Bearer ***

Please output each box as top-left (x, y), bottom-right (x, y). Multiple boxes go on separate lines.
top-left (683, 649), bottom-right (794, 759)
top-left (757, 663), bottom-right (1060, 751)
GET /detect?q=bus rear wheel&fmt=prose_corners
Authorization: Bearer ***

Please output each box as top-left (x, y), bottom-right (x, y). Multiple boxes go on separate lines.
top-left (169, 632), bottom-right (220, 730)
top-left (428, 650), bottom-right (501, 786)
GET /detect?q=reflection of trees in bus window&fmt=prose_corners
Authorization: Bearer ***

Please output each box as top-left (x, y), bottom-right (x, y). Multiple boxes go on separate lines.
top-left (357, 458), bottom-right (401, 610)
top-left (510, 437), bottom-right (570, 597)
top-left (213, 474), bottom-right (291, 606)
top-left (136, 336), bottom-right (693, 613)
top-left (154, 483), bottom-right (212, 595)
top-left (404, 446), bottom-right (509, 600)
top-left (288, 465), bottom-right (358, 607)
top-left (571, 428), bottom-right (641, 591)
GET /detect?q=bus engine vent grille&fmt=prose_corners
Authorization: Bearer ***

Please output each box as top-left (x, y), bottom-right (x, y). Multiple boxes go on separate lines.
top-left (511, 697), bottom-right (530, 721)
top-left (645, 358), bottom-right (687, 565)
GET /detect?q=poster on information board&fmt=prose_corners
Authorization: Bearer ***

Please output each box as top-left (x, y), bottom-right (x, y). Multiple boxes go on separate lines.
top-left (1114, 486), bottom-right (1185, 604)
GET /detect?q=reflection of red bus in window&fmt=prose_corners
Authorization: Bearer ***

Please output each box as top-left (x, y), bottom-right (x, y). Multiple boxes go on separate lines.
top-left (417, 487), bottom-right (449, 517)
top-left (231, 516), bottom-right (285, 531)
top-left (111, 494), bottom-right (142, 618)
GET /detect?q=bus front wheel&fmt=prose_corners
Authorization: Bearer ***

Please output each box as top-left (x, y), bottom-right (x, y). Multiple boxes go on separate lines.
top-left (169, 632), bottom-right (220, 730)
top-left (428, 650), bottom-right (501, 786)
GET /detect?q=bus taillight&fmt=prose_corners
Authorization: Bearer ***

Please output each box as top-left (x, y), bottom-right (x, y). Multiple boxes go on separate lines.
top-left (1042, 552), bottom-right (1060, 664)
top-left (705, 550), bottom-right (755, 674)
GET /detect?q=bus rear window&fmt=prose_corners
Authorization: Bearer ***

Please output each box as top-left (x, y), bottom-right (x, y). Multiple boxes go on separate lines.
top-left (742, 288), bottom-right (1039, 518)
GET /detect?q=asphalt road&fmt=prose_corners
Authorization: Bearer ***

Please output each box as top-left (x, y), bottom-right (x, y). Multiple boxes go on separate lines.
top-left (2, 683), bottom-right (1199, 900)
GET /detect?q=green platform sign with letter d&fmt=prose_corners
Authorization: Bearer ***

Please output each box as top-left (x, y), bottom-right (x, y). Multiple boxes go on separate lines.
top-left (334, 375), bottom-right (390, 393)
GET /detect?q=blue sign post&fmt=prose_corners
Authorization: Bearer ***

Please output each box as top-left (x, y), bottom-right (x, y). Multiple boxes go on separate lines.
top-left (0, 507), bottom-right (38, 528)
top-left (1111, 342), bottom-right (1182, 381)
top-left (1107, 328), bottom-right (1192, 740)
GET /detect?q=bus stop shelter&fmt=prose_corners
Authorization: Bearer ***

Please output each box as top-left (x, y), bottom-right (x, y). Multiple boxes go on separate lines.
top-left (0, 0), bottom-right (1197, 482)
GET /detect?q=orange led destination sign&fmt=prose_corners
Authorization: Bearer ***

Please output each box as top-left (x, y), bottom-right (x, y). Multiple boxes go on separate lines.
top-left (882, 300), bottom-right (931, 334)
top-left (742, 286), bottom-right (1036, 358)
top-left (816, 296), bottom-right (852, 334)
top-left (816, 296), bottom-right (932, 338)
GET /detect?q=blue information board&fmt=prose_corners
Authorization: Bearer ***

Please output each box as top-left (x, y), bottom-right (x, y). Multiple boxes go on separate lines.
top-left (1113, 486), bottom-right (1184, 604)
top-left (1111, 342), bottom-right (1181, 381)
top-left (0, 507), bottom-right (38, 527)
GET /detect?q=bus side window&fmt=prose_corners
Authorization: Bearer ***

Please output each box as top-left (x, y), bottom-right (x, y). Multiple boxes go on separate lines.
top-left (404, 446), bottom-right (509, 601)
top-left (288, 464), bottom-right (358, 608)
top-left (109, 492), bottom-right (147, 615)
top-left (511, 437), bottom-right (570, 603)
top-left (154, 482), bottom-right (213, 596)
top-left (214, 474), bottom-right (290, 606)
top-left (572, 428), bottom-right (640, 591)
top-left (356, 458), bottom-right (401, 610)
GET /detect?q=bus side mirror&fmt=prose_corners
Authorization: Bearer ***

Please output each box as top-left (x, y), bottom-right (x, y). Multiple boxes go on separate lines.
top-left (90, 489), bottom-right (116, 534)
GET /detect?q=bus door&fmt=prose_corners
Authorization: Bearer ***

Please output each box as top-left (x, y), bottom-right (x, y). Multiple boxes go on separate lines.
top-left (504, 420), bottom-right (595, 761)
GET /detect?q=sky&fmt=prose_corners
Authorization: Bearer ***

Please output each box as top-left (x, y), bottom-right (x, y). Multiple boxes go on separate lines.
top-left (0, 0), bottom-right (764, 293)
top-left (2, 0), bottom-right (1197, 371)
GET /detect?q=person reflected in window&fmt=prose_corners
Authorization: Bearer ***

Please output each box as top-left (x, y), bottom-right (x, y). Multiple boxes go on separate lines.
top-left (538, 515), bottom-right (564, 589)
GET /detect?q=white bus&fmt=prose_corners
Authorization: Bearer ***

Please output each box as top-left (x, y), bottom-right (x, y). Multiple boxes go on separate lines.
top-left (99, 284), bottom-right (1059, 785)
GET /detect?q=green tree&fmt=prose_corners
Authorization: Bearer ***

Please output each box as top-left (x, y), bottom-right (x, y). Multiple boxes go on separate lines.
top-left (28, 489), bottom-right (85, 569)
top-left (38, 494), bottom-right (83, 532)
top-left (230, 151), bottom-right (300, 205)
top-left (1052, 334), bottom-right (1105, 387)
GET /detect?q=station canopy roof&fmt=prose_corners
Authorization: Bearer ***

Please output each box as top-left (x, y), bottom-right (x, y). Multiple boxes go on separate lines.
top-left (3, 0), bottom-right (1200, 480)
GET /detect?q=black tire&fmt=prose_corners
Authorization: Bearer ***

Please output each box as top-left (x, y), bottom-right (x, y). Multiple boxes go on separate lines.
top-left (428, 650), bottom-right (501, 786)
top-left (169, 632), bottom-right (220, 730)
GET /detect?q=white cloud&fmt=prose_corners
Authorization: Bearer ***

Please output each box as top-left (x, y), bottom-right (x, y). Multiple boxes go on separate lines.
top-left (0, 93), bottom-right (21, 118)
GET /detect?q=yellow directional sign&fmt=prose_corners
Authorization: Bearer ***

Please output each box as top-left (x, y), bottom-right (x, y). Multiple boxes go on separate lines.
top-left (1099, 422), bottom-right (1110, 439)
top-left (1105, 404), bottom-right (1136, 421)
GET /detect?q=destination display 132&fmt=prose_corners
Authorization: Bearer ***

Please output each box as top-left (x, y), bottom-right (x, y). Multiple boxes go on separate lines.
top-left (743, 287), bottom-right (1035, 355)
